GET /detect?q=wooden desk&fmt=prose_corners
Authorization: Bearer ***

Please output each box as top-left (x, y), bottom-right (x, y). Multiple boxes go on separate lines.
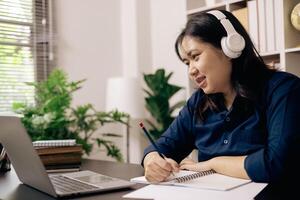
top-left (0, 159), bottom-right (146, 200)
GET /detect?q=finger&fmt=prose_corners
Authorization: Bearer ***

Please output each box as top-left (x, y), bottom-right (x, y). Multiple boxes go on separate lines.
top-left (179, 164), bottom-right (189, 170)
top-left (179, 164), bottom-right (199, 171)
top-left (153, 162), bottom-right (173, 177)
top-left (146, 161), bottom-right (173, 180)
top-left (146, 165), bottom-right (170, 183)
top-left (165, 158), bottom-right (179, 172)
top-left (156, 158), bottom-right (173, 172)
top-left (146, 173), bottom-right (165, 183)
top-left (146, 155), bottom-right (172, 173)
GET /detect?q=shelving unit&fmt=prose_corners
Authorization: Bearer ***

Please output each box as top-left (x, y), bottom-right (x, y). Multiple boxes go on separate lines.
top-left (186, 0), bottom-right (300, 94)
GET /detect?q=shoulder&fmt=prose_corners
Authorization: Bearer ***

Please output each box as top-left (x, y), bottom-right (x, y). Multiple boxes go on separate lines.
top-left (265, 71), bottom-right (300, 96)
top-left (263, 71), bottom-right (300, 104)
top-left (268, 71), bottom-right (300, 88)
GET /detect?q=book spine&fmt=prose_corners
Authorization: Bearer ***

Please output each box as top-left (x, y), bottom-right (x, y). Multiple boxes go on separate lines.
top-left (257, 0), bottom-right (266, 53)
top-left (39, 153), bottom-right (82, 165)
top-left (265, 0), bottom-right (275, 52)
top-left (273, 0), bottom-right (283, 51)
top-left (35, 145), bottom-right (82, 155)
top-left (247, 0), bottom-right (259, 49)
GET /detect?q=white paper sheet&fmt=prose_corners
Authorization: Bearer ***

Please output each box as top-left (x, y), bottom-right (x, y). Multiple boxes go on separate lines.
top-left (123, 182), bottom-right (267, 200)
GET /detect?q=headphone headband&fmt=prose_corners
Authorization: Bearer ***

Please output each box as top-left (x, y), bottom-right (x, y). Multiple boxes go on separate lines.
top-left (207, 10), bottom-right (237, 36)
top-left (207, 10), bottom-right (225, 20)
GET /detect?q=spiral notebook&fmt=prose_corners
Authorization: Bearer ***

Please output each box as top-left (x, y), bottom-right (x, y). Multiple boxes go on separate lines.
top-left (130, 170), bottom-right (251, 191)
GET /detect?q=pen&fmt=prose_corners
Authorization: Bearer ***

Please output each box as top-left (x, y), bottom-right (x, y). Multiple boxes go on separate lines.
top-left (139, 122), bottom-right (165, 158)
top-left (139, 122), bottom-right (175, 175)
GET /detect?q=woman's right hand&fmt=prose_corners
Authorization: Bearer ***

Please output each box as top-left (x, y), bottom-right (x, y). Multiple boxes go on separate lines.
top-left (143, 151), bottom-right (179, 183)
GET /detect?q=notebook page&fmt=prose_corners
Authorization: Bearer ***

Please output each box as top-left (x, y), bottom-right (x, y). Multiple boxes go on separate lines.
top-left (130, 170), bottom-right (202, 184)
top-left (130, 170), bottom-right (251, 191)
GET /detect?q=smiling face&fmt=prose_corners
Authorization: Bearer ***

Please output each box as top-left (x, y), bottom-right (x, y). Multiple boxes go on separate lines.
top-left (179, 36), bottom-right (233, 95)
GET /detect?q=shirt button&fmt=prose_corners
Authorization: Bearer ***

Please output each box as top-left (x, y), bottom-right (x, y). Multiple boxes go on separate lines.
top-left (223, 139), bottom-right (228, 144)
top-left (225, 117), bottom-right (230, 122)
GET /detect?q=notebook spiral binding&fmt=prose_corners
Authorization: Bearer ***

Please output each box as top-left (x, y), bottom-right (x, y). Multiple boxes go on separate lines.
top-left (175, 169), bottom-right (216, 183)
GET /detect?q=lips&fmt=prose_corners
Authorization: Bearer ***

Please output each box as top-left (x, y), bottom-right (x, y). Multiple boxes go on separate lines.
top-left (195, 76), bottom-right (206, 87)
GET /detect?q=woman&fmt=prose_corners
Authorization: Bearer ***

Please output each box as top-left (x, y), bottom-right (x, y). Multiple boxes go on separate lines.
top-left (142, 10), bottom-right (300, 185)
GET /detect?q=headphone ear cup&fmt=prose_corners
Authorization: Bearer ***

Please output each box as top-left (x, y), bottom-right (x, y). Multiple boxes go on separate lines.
top-left (226, 33), bottom-right (245, 52)
top-left (221, 37), bottom-right (240, 58)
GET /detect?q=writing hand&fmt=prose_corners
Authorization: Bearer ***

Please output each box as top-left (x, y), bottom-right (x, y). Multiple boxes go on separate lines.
top-left (144, 152), bottom-right (179, 183)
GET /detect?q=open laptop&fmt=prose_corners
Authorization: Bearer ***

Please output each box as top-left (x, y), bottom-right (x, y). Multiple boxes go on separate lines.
top-left (0, 116), bottom-right (136, 198)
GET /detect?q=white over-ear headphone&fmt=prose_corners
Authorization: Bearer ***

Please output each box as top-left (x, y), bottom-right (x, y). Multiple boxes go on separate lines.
top-left (207, 10), bottom-right (245, 58)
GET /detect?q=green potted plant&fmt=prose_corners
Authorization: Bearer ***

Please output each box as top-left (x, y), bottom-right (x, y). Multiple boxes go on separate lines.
top-left (13, 69), bottom-right (128, 162)
top-left (143, 68), bottom-right (186, 140)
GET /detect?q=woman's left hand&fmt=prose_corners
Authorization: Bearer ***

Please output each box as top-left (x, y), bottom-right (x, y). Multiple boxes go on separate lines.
top-left (179, 157), bottom-right (212, 172)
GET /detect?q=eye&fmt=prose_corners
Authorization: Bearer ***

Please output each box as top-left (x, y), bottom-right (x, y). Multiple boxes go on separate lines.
top-left (182, 59), bottom-right (190, 67)
top-left (191, 54), bottom-right (200, 61)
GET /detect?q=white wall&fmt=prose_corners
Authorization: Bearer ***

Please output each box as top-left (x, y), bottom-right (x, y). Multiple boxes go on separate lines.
top-left (54, 0), bottom-right (122, 110)
top-left (121, 0), bottom-right (188, 163)
top-left (54, 0), bottom-right (127, 162)
top-left (54, 0), bottom-right (188, 112)
top-left (150, 0), bottom-right (188, 103)
top-left (53, 0), bottom-right (187, 163)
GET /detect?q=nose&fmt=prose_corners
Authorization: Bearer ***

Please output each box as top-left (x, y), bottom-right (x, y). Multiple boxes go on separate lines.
top-left (189, 63), bottom-right (198, 78)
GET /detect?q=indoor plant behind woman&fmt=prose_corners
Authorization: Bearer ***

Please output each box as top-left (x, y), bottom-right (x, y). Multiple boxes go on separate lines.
top-left (13, 69), bottom-right (129, 162)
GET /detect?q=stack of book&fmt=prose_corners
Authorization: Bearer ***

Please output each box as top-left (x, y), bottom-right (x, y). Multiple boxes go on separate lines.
top-left (33, 139), bottom-right (82, 172)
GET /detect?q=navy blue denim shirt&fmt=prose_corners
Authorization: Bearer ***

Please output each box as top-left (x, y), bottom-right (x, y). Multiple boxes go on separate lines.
top-left (143, 71), bottom-right (300, 183)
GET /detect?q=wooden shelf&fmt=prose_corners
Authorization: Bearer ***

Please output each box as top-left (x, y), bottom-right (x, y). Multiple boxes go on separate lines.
top-left (285, 47), bottom-right (300, 53)
top-left (187, 0), bottom-right (245, 15)
top-left (260, 51), bottom-right (280, 57)
top-left (187, 2), bottom-right (226, 15)
top-left (227, 0), bottom-right (245, 4)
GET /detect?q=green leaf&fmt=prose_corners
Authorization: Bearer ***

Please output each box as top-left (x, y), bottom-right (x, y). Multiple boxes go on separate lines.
top-left (143, 68), bottom-right (185, 139)
top-left (143, 89), bottom-right (153, 97)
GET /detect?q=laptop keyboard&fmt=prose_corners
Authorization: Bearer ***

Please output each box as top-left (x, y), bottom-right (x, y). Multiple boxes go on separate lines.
top-left (50, 175), bottom-right (99, 194)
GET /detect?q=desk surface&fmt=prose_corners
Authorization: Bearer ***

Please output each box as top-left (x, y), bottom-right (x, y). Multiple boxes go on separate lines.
top-left (0, 159), bottom-right (146, 200)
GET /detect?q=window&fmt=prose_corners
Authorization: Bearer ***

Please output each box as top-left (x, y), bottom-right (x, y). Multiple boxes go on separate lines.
top-left (0, 0), bottom-right (52, 113)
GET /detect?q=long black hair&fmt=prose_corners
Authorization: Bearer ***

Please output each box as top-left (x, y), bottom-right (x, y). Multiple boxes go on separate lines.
top-left (175, 10), bottom-right (274, 121)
